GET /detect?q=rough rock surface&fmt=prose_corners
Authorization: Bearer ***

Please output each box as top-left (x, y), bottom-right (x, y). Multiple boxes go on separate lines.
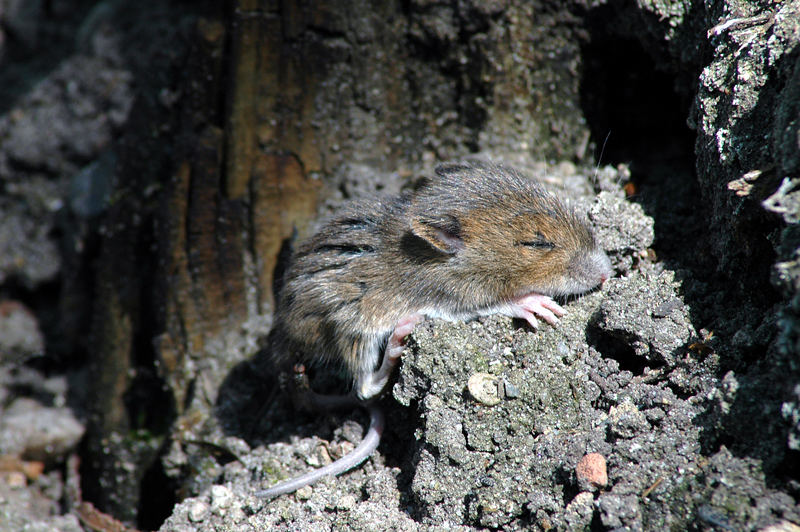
top-left (159, 163), bottom-right (792, 532)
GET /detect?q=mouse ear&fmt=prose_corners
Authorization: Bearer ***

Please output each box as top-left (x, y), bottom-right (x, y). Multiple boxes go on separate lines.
top-left (410, 214), bottom-right (464, 254)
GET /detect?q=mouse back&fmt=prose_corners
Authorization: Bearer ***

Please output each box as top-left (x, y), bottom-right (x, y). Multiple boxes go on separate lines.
top-left (271, 194), bottom-right (410, 379)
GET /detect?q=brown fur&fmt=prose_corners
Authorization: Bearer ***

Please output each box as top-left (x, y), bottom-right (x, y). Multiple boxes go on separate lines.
top-left (272, 161), bottom-right (610, 392)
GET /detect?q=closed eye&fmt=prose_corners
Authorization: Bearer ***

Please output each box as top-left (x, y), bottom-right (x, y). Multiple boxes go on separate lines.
top-left (517, 238), bottom-right (555, 250)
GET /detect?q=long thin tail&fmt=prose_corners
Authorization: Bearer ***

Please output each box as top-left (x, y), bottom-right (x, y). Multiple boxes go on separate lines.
top-left (256, 403), bottom-right (384, 498)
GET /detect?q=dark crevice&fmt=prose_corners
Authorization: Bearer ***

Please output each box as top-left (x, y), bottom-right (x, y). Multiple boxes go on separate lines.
top-left (125, 208), bottom-right (176, 530)
top-left (580, 37), bottom-right (694, 169)
top-left (556, 463), bottom-right (581, 509)
top-left (578, 5), bottom-right (699, 276)
top-left (585, 325), bottom-right (650, 376)
top-left (136, 443), bottom-right (178, 531)
top-left (662, 378), bottom-right (697, 403)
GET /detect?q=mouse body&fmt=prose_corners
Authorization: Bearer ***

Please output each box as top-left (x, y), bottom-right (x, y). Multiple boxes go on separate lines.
top-left (259, 161), bottom-right (612, 498)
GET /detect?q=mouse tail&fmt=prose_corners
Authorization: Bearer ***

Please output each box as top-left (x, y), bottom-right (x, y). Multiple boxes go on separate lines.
top-left (256, 403), bottom-right (384, 499)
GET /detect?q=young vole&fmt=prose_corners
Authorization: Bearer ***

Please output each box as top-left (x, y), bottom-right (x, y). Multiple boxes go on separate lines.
top-left (258, 161), bottom-right (612, 498)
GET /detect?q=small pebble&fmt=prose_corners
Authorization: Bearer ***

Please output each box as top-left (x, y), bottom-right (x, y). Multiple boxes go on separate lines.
top-left (187, 500), bottom-right (209, 522)
top-left (565, 491), bottom-right (595, 526)
top-left (295, 485), bottom-right (313, 500)
top-left (336, 494), bottom-right (357, 510)
top-left (329, 440), bottom-right (354, 461)
top-left (608, 399), bottom-right (648, 438)
top-left (307, 444), bottom-right (330, 467)
top-left (210, 484), bottom-right (233, 511)
top-left (468, 372), bottom-right (501, 406)
top-left (576, 453), bottom-right (608, 490)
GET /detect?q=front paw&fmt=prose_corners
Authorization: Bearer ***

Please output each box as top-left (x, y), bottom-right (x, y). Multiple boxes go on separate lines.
top-left (507, 293), bottom-right (565, 328)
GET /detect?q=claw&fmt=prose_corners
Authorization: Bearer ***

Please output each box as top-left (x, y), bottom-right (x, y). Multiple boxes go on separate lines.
top-left (508, 293), bottom-right (565, 327)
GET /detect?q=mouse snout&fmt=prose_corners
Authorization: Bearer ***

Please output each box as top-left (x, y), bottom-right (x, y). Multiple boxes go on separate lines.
top-left (568, 247), bottom-right (613, 292)
top-left (598, 259), bottom-right (612, 284)
top-left (592, 249), bottom-right (613, 285)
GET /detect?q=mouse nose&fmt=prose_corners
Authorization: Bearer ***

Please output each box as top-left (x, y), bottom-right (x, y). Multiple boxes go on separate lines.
top-left (593, 250), bottom-right (613, 285)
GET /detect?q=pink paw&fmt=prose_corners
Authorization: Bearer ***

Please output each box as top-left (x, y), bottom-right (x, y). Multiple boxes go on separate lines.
top-left (508, 293), bottom-right (566, 328)
top-left (385, 314), bottom-right (423, 362)
top-left (356, 313), bottom-right (424, 400)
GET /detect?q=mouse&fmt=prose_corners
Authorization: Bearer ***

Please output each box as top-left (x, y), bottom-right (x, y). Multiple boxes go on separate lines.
top-left (257, 160), bottom-right (613, 498)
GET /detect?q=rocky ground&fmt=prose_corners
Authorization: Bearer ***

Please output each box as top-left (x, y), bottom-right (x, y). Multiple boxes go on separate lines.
top-left (157, 165), bottom-right (800, 531)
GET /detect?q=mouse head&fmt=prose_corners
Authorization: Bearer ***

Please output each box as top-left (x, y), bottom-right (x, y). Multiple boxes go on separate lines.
top-left (408, 161), bottom-right (611, 299)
